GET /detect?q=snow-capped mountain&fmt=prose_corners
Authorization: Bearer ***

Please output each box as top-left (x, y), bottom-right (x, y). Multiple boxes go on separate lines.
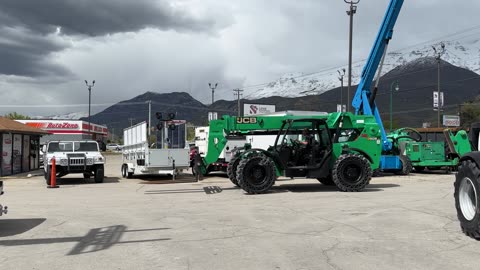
top-left (33, 112), bottom-right (88, 120)
top-left (243, 38), bottom-right (480, 99)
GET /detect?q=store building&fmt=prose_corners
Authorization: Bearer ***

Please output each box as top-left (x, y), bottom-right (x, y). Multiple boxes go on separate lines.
top-left (0, 117), bottom-right (49, 176)
top-left (17, 120), bottom-right (108, 144)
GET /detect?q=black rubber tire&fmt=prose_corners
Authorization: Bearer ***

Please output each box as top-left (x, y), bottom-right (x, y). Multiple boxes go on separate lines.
top-left (121, 164), bottom-right (127, 178)
top-left (317, 175), bottom-right (335, 186)
top-left (454, 160), bottom-right (480, 239)
top-left (237, 155), bottom-right (276, 194)
top-left (395, 155), bottom-right (412, 175)
top-left (45, 166), bottom-right (51, 185)
top-left (94, 165), bottom-right (104, 183)
top-left (332, 154), bottom-right (372, 192)
top-left (227, 156), bottom-right (241, 187)
top-left (414, 166), bottom-right (425, 172)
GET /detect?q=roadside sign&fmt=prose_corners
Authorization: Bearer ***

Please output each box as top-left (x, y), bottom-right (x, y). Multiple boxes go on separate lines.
top-left (443, 115), bottom-right (460, 127)
top-left (208, 112), bottom-right (218, 121)
top-left (433, 91), bottom-right (444, 109)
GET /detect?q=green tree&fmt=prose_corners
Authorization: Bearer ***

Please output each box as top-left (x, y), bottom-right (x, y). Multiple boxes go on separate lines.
top-left (4, 112), bottom-right (31, 120)
top-left (460, 97), bottom-right (480, 128)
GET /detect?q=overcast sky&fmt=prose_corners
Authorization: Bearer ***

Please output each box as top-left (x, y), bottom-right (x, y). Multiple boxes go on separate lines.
top-left (0, 0), bottom-right (479, 116)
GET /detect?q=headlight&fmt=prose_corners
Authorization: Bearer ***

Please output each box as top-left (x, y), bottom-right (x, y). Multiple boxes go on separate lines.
top-left (86, 158), bottom-right (94, 165)
top-left (59, 159), bottom-right (68, 166)
top-left (94, 156), bottom-right (105, 163)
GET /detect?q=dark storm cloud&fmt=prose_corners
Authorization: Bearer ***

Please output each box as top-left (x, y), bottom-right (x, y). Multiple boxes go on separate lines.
top-left (0, 0), bottom-right (222, 78)
top-left (0, 0), bottom-right (218, 36)
top-left (0, 27), bottom-right (73, 77)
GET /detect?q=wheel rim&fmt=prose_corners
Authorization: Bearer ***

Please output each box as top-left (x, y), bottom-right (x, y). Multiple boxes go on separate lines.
top-left (342, 164), bottom-right (362, 184)
top-left (459, 177), bottom-right (478, 221)
top-left (249, 165), bottom-right (267, 184)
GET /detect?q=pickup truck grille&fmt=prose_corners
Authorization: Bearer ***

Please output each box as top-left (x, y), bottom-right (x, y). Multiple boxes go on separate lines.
top-left (67, 154), bottom-right (86, 166)
top-left (69, 158), bottom-right (85, 166)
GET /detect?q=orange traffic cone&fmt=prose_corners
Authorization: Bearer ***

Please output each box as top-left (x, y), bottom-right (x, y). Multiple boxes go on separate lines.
top-left (47, 156), bottom-right (59, 189)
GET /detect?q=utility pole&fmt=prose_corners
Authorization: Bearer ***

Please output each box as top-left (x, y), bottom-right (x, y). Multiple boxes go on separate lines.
top-left (146, 100), bottom-right (152, 137)
top-left (233, 89), bottom-right (243, 117)
top-left (337, 68), bottom-right (346, 111)
top-left (208, 83), bottom-right (218, 105)
top-left (344, 0), bottom-right (359, 112)
top-left (84, 80), bottom-right (95, 137)
top-left (390, 81), bottom-right (399, 132)
top-left (432, 42), bottom-right (445, 128)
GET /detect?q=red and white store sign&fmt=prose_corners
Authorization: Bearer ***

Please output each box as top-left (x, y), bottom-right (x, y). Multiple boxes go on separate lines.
top-left (17, 120), bottom-right (107, 135)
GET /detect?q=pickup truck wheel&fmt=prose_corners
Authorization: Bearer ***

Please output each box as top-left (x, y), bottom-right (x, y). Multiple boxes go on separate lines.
top-left (45, 166), bottom-right (51, 185)
top-left (454, 160), bottom-right (480, 239)
top-left (95, 165), bottom-right (104, 183)
top-left (332, 154), bottom-right (371, 192)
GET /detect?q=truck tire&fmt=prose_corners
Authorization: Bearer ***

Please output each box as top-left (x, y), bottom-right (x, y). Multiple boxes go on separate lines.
top-left (45, 166), bottom-right (51, 185)
top-left (95, 165), bottom-right (104, 183)
top-left (317, 175), bottom-right (335, 186)
top-left (332, 154), bottom-right (371, 192)
top-left (454, 160), bottom-right (480, 239)
top-left (395, 155), bottom-right (412, 175)
top-left (237, 155), bottom-right (276, 194)
top-left (227, 156), bottom-right (241, 187)
top-left (121, 164), bottom-right (127, 178)
top-left (122, 164), bottom-right (133, 179)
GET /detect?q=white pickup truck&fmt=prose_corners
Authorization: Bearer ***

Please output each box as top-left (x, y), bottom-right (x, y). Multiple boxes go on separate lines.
top-left (43, 141), bottom-right (106, 184)
top-left (0, 181), bottom-right (7, 216)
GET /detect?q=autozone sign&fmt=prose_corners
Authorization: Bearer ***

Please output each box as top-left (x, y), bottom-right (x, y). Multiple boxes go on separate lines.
top-left (46, 122), bottom-right (79, 129)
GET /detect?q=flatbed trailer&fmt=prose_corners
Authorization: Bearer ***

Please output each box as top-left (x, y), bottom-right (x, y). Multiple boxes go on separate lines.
top-left (121, 122), bottom-right (190, 179)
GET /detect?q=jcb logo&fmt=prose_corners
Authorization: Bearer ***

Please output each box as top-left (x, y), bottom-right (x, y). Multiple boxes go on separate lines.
top-left (236, 117), bottom-right (257, 124)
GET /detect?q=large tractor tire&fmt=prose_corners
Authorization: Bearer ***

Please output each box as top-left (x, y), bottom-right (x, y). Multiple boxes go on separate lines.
top-left (317, 175), bottom-right (335, 186)
top-left (237, 155), bottom-right (276, 194)
top-left (94, 165), bottom-right (105, 183)
top-left (332, 154), bottom-right (372, 192)
top-left (454, 160), bottom-right (480, 239)
top-left (395, 155), bottom-right (412, 175)
top-left (227, 156), bottom-right (241, 187)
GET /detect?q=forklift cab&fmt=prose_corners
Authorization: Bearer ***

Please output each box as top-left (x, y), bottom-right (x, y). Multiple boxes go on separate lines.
top-left (273, 119), bottom-right (332, 178)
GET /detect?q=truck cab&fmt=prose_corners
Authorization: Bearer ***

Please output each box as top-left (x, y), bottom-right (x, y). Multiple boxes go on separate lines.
top-left (43, 140), bottom-right (106, 184)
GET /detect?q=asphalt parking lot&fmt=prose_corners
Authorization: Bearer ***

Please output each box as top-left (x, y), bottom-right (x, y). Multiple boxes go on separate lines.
top-left (0, 154), bottom-right (479, 270)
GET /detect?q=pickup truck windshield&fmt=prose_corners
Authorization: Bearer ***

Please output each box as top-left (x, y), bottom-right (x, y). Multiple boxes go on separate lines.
top-left (47, 142), bottom-right (98, 153)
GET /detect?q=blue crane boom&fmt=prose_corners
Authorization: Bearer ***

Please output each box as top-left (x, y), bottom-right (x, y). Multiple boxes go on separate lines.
top-left (351, 0), bottom-right (404, 152)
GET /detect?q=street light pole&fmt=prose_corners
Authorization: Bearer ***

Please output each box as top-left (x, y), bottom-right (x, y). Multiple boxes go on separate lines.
top-left (345, 0), bottom-right (359, 113)
top-left (146, 100), bottom-right (152, 137)
top-left (208, 83), bottom-right (218, 105)
top-left (432, 42), bottom-right (445, 128)
top-left (338, 69), bottom-right (346, 111)
top-left (390, 81), bottom-right (399, 132)
top-left (84, 80), bottom-right (95, 137)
